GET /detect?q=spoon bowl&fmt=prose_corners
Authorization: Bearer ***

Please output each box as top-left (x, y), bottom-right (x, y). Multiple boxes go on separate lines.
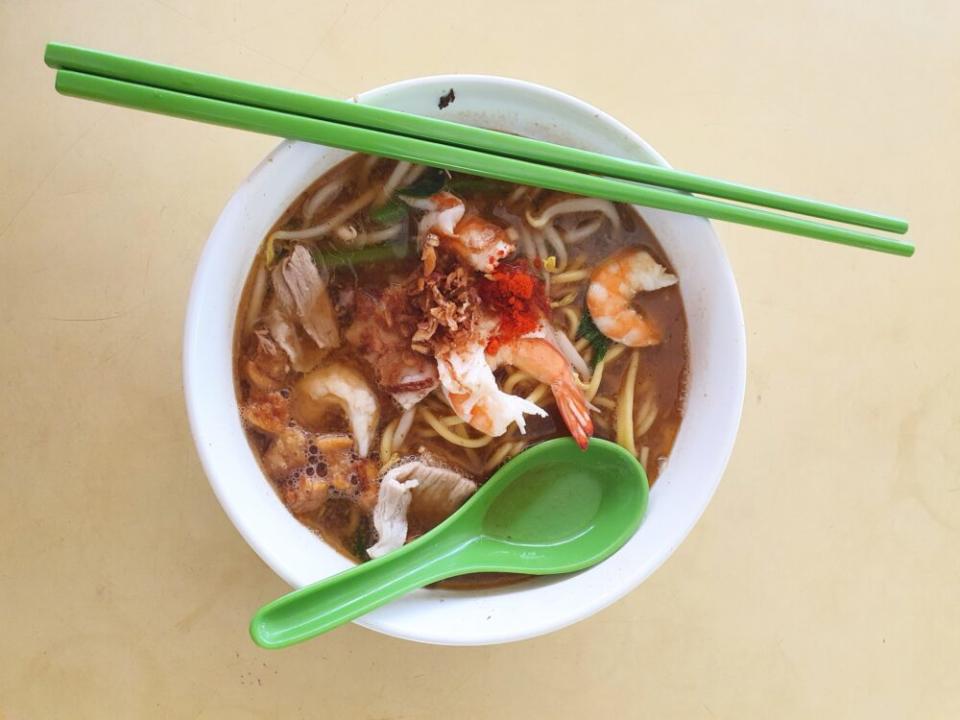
top-left (250, 438), bottom-right (648, 648)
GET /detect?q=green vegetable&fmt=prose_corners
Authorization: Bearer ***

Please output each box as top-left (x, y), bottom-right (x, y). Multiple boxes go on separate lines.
top-left (311, 240), bottom-right (411, 271)
top-left (446, 176), bottom-right (510, 196)
top-left (352, 522), bottom-right (371, 562)
top-left (398, 167), bottom-right (447, 197)
top-left (367, 197), bottom-right (408, 226)
top-left (576, 308), bottom-right (612, 369)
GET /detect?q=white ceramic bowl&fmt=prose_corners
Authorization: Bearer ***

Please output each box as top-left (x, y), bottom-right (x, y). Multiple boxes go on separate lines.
top-left (184, 75), bottom-right (746, 645)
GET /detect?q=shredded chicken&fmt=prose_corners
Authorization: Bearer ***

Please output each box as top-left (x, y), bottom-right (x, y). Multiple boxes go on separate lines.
top-left (367, 460), bottom-right (477, 558)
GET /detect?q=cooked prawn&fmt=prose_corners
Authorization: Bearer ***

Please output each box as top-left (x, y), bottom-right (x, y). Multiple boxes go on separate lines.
top-left (294, 363), bottom-right (379, 456)
top-left (491, 336), bottom-right (594, 449)
top-left (406, 191), bottom-right (514, 273)
top-left (436, 338), bottom-right (547, 438)
top-left (586, 247), bottom-right (678, 347)
top-left (448, 214), bottom-right (514, 273)
top-left (404, 191), bottom-right (465, 236)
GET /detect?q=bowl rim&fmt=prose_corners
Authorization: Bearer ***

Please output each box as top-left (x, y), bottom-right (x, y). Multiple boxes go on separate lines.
top-left (184, 73), bottom-right (746, 645)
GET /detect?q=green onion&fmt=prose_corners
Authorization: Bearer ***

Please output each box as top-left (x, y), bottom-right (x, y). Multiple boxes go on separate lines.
top-left (352, 522), bottom-right (370, 562)
top-left (398, 167), bottom-right (447, 197)
top-left (311, 240), bottom-right (412, 270)
top-left (367, 197), bottom-right (408, 226)
top-left (576, 308), bottom-right (612, 369)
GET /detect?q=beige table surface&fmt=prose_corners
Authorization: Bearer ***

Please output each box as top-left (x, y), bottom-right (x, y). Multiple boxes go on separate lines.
top-left (2, 1), bottom-right (959, 718)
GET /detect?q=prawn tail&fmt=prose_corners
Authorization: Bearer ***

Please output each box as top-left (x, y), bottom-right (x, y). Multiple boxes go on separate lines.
top-left (552, 379), bottom-right (594, 450)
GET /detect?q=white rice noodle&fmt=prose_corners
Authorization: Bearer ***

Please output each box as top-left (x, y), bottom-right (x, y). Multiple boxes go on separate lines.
top-left (357, 154), bottom-right (379, 186)
top-left (563, 216), bottom-right (604, 243)
top-left (401, 195), bottom-right (436, 211)
top-left (302, 179), bottom-right (344, 221)
top-left (503, 221), bottom-right (535, 260)
top-left (507, 223), bottom-right (535, 259)
top-left (550, 323), bottom-right (590, 379)
top-left (528, 228), bottom-right (550, 290)
top-left (401, 163), bottom-right (427, 186)
top-left (392, 406), bottom-right (417, 449)
top-left (526, 197), bottom-right (621, 232)
top-left (531, 229), bottom-right (548, 262)
top-left (508, 184), bottom-right (529, 203)
top-left (334, 224), bottom-right (358, 243)
top-left (350, 223), bottom-right (404, 247)
top-left (519, 227), bottom-right (535, 260)
top-left (243, 264), bottom-right (268, 332)
top-left (271, 187), bottom-right (379, 242)
top-left (376, 161), bottom-right (411, 205)
top-left (543, 223), bottom-right (568, 270)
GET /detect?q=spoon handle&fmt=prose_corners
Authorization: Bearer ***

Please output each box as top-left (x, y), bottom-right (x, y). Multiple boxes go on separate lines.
top-left (250, 534), bottom-right (477, 648)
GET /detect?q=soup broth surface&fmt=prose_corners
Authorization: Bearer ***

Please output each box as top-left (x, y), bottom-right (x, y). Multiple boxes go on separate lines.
top-left (235, 154), bottom-right (687, 585)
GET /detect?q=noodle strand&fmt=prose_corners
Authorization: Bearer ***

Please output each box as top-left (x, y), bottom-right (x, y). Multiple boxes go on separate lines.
top-left (421, 408), bottom-right (494, 448)
top-left (243, 263), bottom-right (268, 332)
top-left (616, 350), bottom-right (641, 457)
top-left (376, 161), bottom-right (411, 205)
top-left (303, 179), bottom-right (344, 221)
top-left (550, 269), bottom-right (590, 285)
top-left (271, 187), bottom-right (379, 242)
top-left (543, 223), bottom-right (568, 271)
top-left (563, 217), bottom-right (603, 243)
top-left (379, 417), bottom-right (398, 463)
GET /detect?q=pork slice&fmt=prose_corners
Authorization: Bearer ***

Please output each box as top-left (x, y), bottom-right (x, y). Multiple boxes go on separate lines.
top-left (366, 461), bottom-right (477, 558)
top-left (366, 476), bottom-right (419, 559)
top-left (272, 244), bottom-right (340, 353)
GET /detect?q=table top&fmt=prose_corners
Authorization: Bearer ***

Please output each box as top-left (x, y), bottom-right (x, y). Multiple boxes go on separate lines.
top-left (2, 2), bottom-right (958, 717)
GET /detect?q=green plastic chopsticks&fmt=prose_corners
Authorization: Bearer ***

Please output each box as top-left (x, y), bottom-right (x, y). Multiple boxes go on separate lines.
top-left (44, 43), bottom-right (907, 235)
top-left (45, 43), bottom-right (913, 257)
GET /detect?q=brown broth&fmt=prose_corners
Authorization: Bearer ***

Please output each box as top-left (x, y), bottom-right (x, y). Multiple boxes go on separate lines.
top-left (234, 154), bottom-right (688, 585)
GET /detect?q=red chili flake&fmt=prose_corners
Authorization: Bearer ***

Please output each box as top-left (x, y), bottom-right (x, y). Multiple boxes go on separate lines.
top-left (477, 263), bottom-right (548, 354)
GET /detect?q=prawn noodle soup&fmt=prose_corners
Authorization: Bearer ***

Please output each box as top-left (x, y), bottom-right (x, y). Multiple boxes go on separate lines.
top-left (235, 153), bottom-right (688, 584)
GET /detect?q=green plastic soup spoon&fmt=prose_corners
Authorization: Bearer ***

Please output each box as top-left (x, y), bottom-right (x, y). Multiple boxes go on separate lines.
top-left (250, 438), bottom-right (648, 648)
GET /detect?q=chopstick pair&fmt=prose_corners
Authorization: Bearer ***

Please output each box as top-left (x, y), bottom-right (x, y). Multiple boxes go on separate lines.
top-left (44, 42), bottom-right (913, 257)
